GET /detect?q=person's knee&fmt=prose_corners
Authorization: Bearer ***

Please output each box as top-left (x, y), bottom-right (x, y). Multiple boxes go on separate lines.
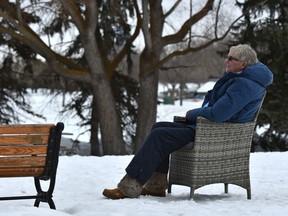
top-left (151, 122), bottom-right (163, 131)
top-left (151, 122), bottom-right (171, 131)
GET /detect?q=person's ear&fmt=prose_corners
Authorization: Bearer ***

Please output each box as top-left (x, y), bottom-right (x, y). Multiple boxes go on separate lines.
top-left (241, 61), bottom-right (248, 69)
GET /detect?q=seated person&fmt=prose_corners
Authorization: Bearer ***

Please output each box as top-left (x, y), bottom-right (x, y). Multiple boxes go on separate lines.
top-left (103, 44), bottom-right (273, 199)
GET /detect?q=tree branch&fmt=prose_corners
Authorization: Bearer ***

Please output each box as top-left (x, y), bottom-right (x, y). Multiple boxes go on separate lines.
top-left (164, 0), bottom-right (182, 19)
top-left (142, 0), bottom-right (152, 50)
top-left (48, 60), bottom-right (91, 83)
top-left (163, 0), bottom-right (215, 46)
top-left (160, 65), bottom-right (193, 71)
top-left (154, 13), bottom-right (244, 71)
top-left (83, 0), bottom-right (98, 37)
top-left (0, 7), bottom-right (89, 78)
top-left (58, 0), bottom-right (86, 34)
top-left (214, 0), bottom-right (222, 38)
top-left (108, 0), bottom-right (142, 75)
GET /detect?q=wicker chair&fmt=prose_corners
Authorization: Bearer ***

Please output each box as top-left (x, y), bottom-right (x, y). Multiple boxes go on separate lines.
top-left (168, 94), bottom-right (265, 200)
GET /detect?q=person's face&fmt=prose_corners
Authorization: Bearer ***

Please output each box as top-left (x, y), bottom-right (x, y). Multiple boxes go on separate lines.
top-left (225, 52), bottom-right (247, 73)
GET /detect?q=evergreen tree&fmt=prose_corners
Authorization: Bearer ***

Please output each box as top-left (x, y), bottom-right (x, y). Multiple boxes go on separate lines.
top-left (232, 0), bottom-right (288, 151)
top-left (0, 42), bottom-right (43, 124)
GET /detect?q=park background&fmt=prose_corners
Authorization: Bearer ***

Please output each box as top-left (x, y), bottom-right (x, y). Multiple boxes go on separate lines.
top-left (1, 1), bottom-right (287, 155)
top-left (0, 0), bottom-right (287, 215)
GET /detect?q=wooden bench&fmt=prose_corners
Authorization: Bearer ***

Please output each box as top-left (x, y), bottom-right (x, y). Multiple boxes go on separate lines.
top-left (0, 122), bottom-right (64, 209)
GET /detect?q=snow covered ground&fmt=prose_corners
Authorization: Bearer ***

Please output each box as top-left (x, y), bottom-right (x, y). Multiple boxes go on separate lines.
top-left (0, 153), bottom-right (287, 216)
top-left (0, 92), bottom-right (287, 216)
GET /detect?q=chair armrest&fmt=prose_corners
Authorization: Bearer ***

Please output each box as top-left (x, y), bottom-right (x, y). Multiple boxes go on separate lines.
top-left (195, 116), bottom-right (256, 146)
top-left (196, 116), bottom-right (256, 127)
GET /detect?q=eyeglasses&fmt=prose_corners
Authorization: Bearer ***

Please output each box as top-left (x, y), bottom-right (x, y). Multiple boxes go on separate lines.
top-left (226, 56), bottom-right (240, 61)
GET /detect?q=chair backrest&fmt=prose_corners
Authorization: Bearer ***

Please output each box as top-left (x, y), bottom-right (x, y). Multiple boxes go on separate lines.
top-left (252, 90), bottom-right (266, 122)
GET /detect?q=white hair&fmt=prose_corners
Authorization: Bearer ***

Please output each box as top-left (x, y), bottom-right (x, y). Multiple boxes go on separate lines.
top-left (230, 44), bottom-right (258, 66)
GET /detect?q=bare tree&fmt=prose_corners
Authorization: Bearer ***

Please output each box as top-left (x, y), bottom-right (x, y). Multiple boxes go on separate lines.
top-left (133, 0), bottom-right (243, 151)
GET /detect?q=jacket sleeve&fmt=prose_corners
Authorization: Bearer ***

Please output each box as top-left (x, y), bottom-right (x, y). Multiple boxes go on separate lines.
top-left (185, 78), bottom-right (258, 123)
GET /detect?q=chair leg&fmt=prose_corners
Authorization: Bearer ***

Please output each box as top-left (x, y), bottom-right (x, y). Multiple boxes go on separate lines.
top-left (224, 183), bottom-right (228, 194)
top-left (247, 189), bottom-right (251, 200)
top-left (168, 184), bottom-right (172, 193)
top-left (189, 188), bottom-right (195, 199)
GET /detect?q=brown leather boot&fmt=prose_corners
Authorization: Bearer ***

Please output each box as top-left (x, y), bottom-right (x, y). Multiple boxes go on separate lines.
top-left (103, 174), bottom-right (142, 199)
top-left (141, 172), bottom-right (168, 197)
top-left (102, 188), bottom-right (128, 199)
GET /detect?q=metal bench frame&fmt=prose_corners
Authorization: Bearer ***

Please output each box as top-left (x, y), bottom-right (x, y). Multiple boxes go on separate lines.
top-left (0, 122), bottom-right (64, 209)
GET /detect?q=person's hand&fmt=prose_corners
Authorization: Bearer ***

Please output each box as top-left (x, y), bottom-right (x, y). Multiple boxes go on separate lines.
top-left (173, 116), bottom-right (187, 122)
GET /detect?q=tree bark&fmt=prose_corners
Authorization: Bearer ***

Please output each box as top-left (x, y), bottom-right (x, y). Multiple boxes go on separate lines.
top-left (82, 36), bottom-right (126, 155)
top-left (134, 49), bottom-right (159, 152)
top-left (90, 95), bottom-right (101, 156)
top-left (91, 80), bottom-right (126, 155)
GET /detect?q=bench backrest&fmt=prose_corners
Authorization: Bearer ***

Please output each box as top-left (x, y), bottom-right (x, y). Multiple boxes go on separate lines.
top-left (0, 122), bottom-right (64, 179)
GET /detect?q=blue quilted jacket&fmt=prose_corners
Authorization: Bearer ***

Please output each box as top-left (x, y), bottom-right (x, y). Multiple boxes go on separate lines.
top-left (185, 62), bottom-right (273, 127)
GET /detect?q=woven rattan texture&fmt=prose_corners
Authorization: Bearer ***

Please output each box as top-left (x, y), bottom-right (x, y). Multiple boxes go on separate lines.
top-left (168, 118), bottom-right (255, 198)
top-left (168, 93), bottom-right (265, 199)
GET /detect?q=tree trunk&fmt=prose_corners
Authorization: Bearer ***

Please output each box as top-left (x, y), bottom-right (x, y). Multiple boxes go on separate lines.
top-left (90, 95), bottom-right (102, 156)
top-left (79, 19), bottom-right (126, 155)
top-left (134, 18), bottom-right (163, 152)
top-left (92, 79), bottom-right (126, 155)
top-left (134, 71), bottom-right (159, 152)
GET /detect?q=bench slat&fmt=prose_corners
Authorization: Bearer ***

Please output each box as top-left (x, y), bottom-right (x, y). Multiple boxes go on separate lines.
top-left (0, 157), bottom-right (46, 168)
top-left (0, 146), bottom-right (48, 156)
top-left (0, 134), bottom-right (49, 145)
top-left (0, 122), bottom-right (64, 209)
top-left (0, 124), bottom-right (54, 134)
top-left (0, 168), bottom-right (44, 177)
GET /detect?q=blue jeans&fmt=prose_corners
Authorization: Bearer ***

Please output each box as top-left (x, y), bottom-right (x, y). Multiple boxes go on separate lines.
top-left (125, 121), bottom-right (196, 185)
